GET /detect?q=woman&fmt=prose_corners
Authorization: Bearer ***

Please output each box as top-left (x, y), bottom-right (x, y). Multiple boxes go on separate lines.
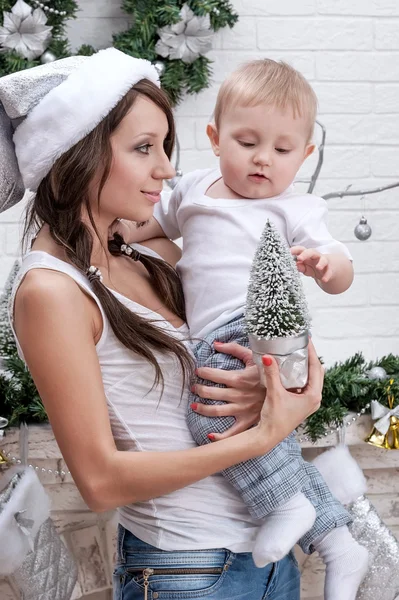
top-left (1, 49), bottom-right (323, 599)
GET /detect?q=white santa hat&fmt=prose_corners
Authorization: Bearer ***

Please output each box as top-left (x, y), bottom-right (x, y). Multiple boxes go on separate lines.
top-left (0, 48), bottom-right (160, 212)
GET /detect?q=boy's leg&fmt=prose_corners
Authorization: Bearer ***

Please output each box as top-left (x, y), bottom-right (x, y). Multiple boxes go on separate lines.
top-left (282, 433), bottom-right (352, 553)
top-left (188, 316), bottom-right (308, 517)
top-left (187, 317), bottom-right (315, 565)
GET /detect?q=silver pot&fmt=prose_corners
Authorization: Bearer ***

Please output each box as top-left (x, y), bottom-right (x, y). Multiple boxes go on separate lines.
top-left (249, 330), bottom-right (309, 389)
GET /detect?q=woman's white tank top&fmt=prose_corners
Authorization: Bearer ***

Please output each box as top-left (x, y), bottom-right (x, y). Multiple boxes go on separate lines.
top-left (9, 247), bottom-right (259, 552)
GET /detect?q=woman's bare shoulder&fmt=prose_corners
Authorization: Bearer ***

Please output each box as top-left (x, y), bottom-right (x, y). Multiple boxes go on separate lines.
top-left (17, 268), bottom-right (79, 302)
top-left (140, 237), bottom-right (182, 267)
top-left (14, 268), bottom-right (88, 325)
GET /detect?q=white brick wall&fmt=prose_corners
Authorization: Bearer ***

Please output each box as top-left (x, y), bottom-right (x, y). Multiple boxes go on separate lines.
top-left (1, 0), bottom-right (398, 366)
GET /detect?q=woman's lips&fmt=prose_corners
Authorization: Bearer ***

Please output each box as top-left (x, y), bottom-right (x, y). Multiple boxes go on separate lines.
top-left (143, 191), bottom-right (162, 203)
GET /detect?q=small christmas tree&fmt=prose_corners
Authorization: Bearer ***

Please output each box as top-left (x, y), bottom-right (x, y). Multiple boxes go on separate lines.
top-left (0, 259), bottom-right (20, 356)
top-left (0, 260), bottom-right (46, 426)
top-left (246, 220), bottom-right (311, 340)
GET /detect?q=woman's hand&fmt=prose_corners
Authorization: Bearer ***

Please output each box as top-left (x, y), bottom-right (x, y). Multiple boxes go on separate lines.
top-left (257, 340), bottom-right (323, 444)
top-left (191, 342), bottom-right (265, 440)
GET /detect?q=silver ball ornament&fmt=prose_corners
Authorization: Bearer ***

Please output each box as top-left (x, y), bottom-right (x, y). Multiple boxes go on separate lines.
top-left (366, 366), bottom-right (388, 380)
top-left (40, 50), bottom-right (56, 64)
top-left (153, 60), bottom-right (166, 76)
top-left (166, 169), bottom-right (183, 190)
top-left (354, 216), bottom-right (372, 241)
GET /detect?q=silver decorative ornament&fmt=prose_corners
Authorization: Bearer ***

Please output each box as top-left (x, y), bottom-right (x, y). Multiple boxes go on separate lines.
top-left (153, 60), bottom-right (166, 76)
top-left (155, 3), bottom-right (213, 64)
top-left (166, 168), bottom-right (183, 190)
top-left (0, 416), bottom-right (8, 439)
top-left (354, 216), bottom-right (372, 241)
top-left (0, 0), bottom-right (52, 60)
top-left (366, 366), bottom-right (388, 381)
top-left (313, 444), bottom-right (399, 600)
top-left (350, 496), bottom-right (399, 600)
top-left (249, 330), bottom-right (309, 389)
top-left (40, 49), bottom-right (56, 63)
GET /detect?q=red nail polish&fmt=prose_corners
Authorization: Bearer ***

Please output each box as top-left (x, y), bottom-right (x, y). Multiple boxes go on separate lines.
top-left (207, 433), bottom-right (215, 441)
top-left (190, 403), bottom-right (198, 411)
top-left (262, 356), bottom-right (273, 367)
top-left (190, 385), bottom-right (196, 393)
top-left (214, 341), bottom-right (224, 346)
top-left (194, 368), bottom-right (199, 375)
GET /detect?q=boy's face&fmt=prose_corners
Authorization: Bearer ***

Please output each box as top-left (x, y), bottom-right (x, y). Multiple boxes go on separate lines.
top-left (207, 103), bottom-right (314, 199)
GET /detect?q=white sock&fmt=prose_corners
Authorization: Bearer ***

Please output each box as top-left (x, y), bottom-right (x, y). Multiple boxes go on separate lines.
top-left (313, 526), bottom-right (369, 600)
top-left (252, 492), bottom-right (316, 568)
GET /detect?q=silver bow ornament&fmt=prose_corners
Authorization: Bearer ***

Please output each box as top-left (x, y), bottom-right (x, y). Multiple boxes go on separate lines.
top-left (14, 509), bottom-right (35, 549)
top-left (155, 3), bottom-right (213, 64)
top-left (0, 0), bottom-right (52, 60)
top-left (370, 399), bottom-right (399, 435)
top-left (0, 416), bottom-right (8, 440)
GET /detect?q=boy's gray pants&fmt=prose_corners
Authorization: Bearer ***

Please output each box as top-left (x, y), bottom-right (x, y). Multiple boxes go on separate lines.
top-left (187, 316), bottom-right (351, 554)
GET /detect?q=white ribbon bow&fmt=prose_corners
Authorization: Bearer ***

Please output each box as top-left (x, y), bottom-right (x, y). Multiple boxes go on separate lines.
top-left (371, 399), bottom-right (399, 435)
top-left (0, 416), bottom-right (8, 438)
top-left (14, 509), bottom-right (35, 550)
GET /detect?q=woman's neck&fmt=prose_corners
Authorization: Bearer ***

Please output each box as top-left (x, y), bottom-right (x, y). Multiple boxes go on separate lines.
top-left (31, 223), bottom-right (115, 275)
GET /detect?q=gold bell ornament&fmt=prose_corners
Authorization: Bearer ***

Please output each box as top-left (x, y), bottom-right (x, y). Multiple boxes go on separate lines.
top-left (365, 379), bottom-right (399, 449)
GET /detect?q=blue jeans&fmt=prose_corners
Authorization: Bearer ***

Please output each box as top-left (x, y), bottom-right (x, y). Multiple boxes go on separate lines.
top-left (113, 525), bottom-right (300, 600)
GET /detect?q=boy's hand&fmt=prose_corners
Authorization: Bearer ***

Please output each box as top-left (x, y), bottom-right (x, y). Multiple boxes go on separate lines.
top-left (290, 246), bottom-right (333, 283)
top-left (108, 218), bottom-right (132, 242)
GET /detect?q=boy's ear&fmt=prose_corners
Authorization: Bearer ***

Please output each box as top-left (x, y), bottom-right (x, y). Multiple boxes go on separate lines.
top-left (206, 123), bottom-right (220, 157)
top-left (304, 144), bottom-right (315, 160)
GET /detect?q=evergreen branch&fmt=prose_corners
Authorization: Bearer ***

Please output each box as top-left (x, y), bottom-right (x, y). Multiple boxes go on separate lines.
top-left (0, 0), bottom-right (79, 72)
top-left (185, 56), bottom-right (212, 94)
top-left (117, 0), bottom-right (239, 104)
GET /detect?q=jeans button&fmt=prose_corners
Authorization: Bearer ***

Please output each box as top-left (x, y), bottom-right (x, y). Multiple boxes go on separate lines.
top-left (153, 593), bottom-right (159, 599)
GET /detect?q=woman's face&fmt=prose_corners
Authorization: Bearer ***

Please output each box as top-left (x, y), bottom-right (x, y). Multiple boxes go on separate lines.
top-left (91, 94), bottom-right (175, 224)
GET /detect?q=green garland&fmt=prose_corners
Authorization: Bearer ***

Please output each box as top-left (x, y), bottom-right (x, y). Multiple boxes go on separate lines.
top-left (0, 1), bottom-right (238, 103)
top-left (0, 0), bottom-right (94, 77)
top-left (114, 0), bottom-right (238, 105)
top-left (1, 262), bottom-right (398, 438)
top-left (305, 353), bottom-right (399, 442)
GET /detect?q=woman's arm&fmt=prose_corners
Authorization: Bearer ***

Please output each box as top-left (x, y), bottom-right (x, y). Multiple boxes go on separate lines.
top-left (111, 217), bottom-right (165, 244)
top-left (14, 270), bottom-right (322, 513)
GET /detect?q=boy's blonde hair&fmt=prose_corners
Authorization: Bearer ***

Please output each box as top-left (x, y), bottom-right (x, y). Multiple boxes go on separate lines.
top-left (214, 59), bottom-right (318, 142)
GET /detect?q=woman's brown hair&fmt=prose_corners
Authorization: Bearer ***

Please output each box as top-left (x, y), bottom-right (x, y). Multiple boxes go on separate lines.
top-left (23, 79), bottom-right (194, 390)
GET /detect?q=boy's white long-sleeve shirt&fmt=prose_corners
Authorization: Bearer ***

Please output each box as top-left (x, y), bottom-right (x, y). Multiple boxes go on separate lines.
top-left (154, 168), bottom-right (352, 340)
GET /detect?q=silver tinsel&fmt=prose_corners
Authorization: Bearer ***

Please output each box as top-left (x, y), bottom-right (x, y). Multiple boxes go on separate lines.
top-left (0, 0), bottom-right (52, 60)
top-left (155, 3), bottom-right (213, 64)
top-left (350, 496), bottom-right (399, 600)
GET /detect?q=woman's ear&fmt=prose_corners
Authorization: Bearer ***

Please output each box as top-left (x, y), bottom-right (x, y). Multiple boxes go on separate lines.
top-left (206, 123), bottom-right (220, 157)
